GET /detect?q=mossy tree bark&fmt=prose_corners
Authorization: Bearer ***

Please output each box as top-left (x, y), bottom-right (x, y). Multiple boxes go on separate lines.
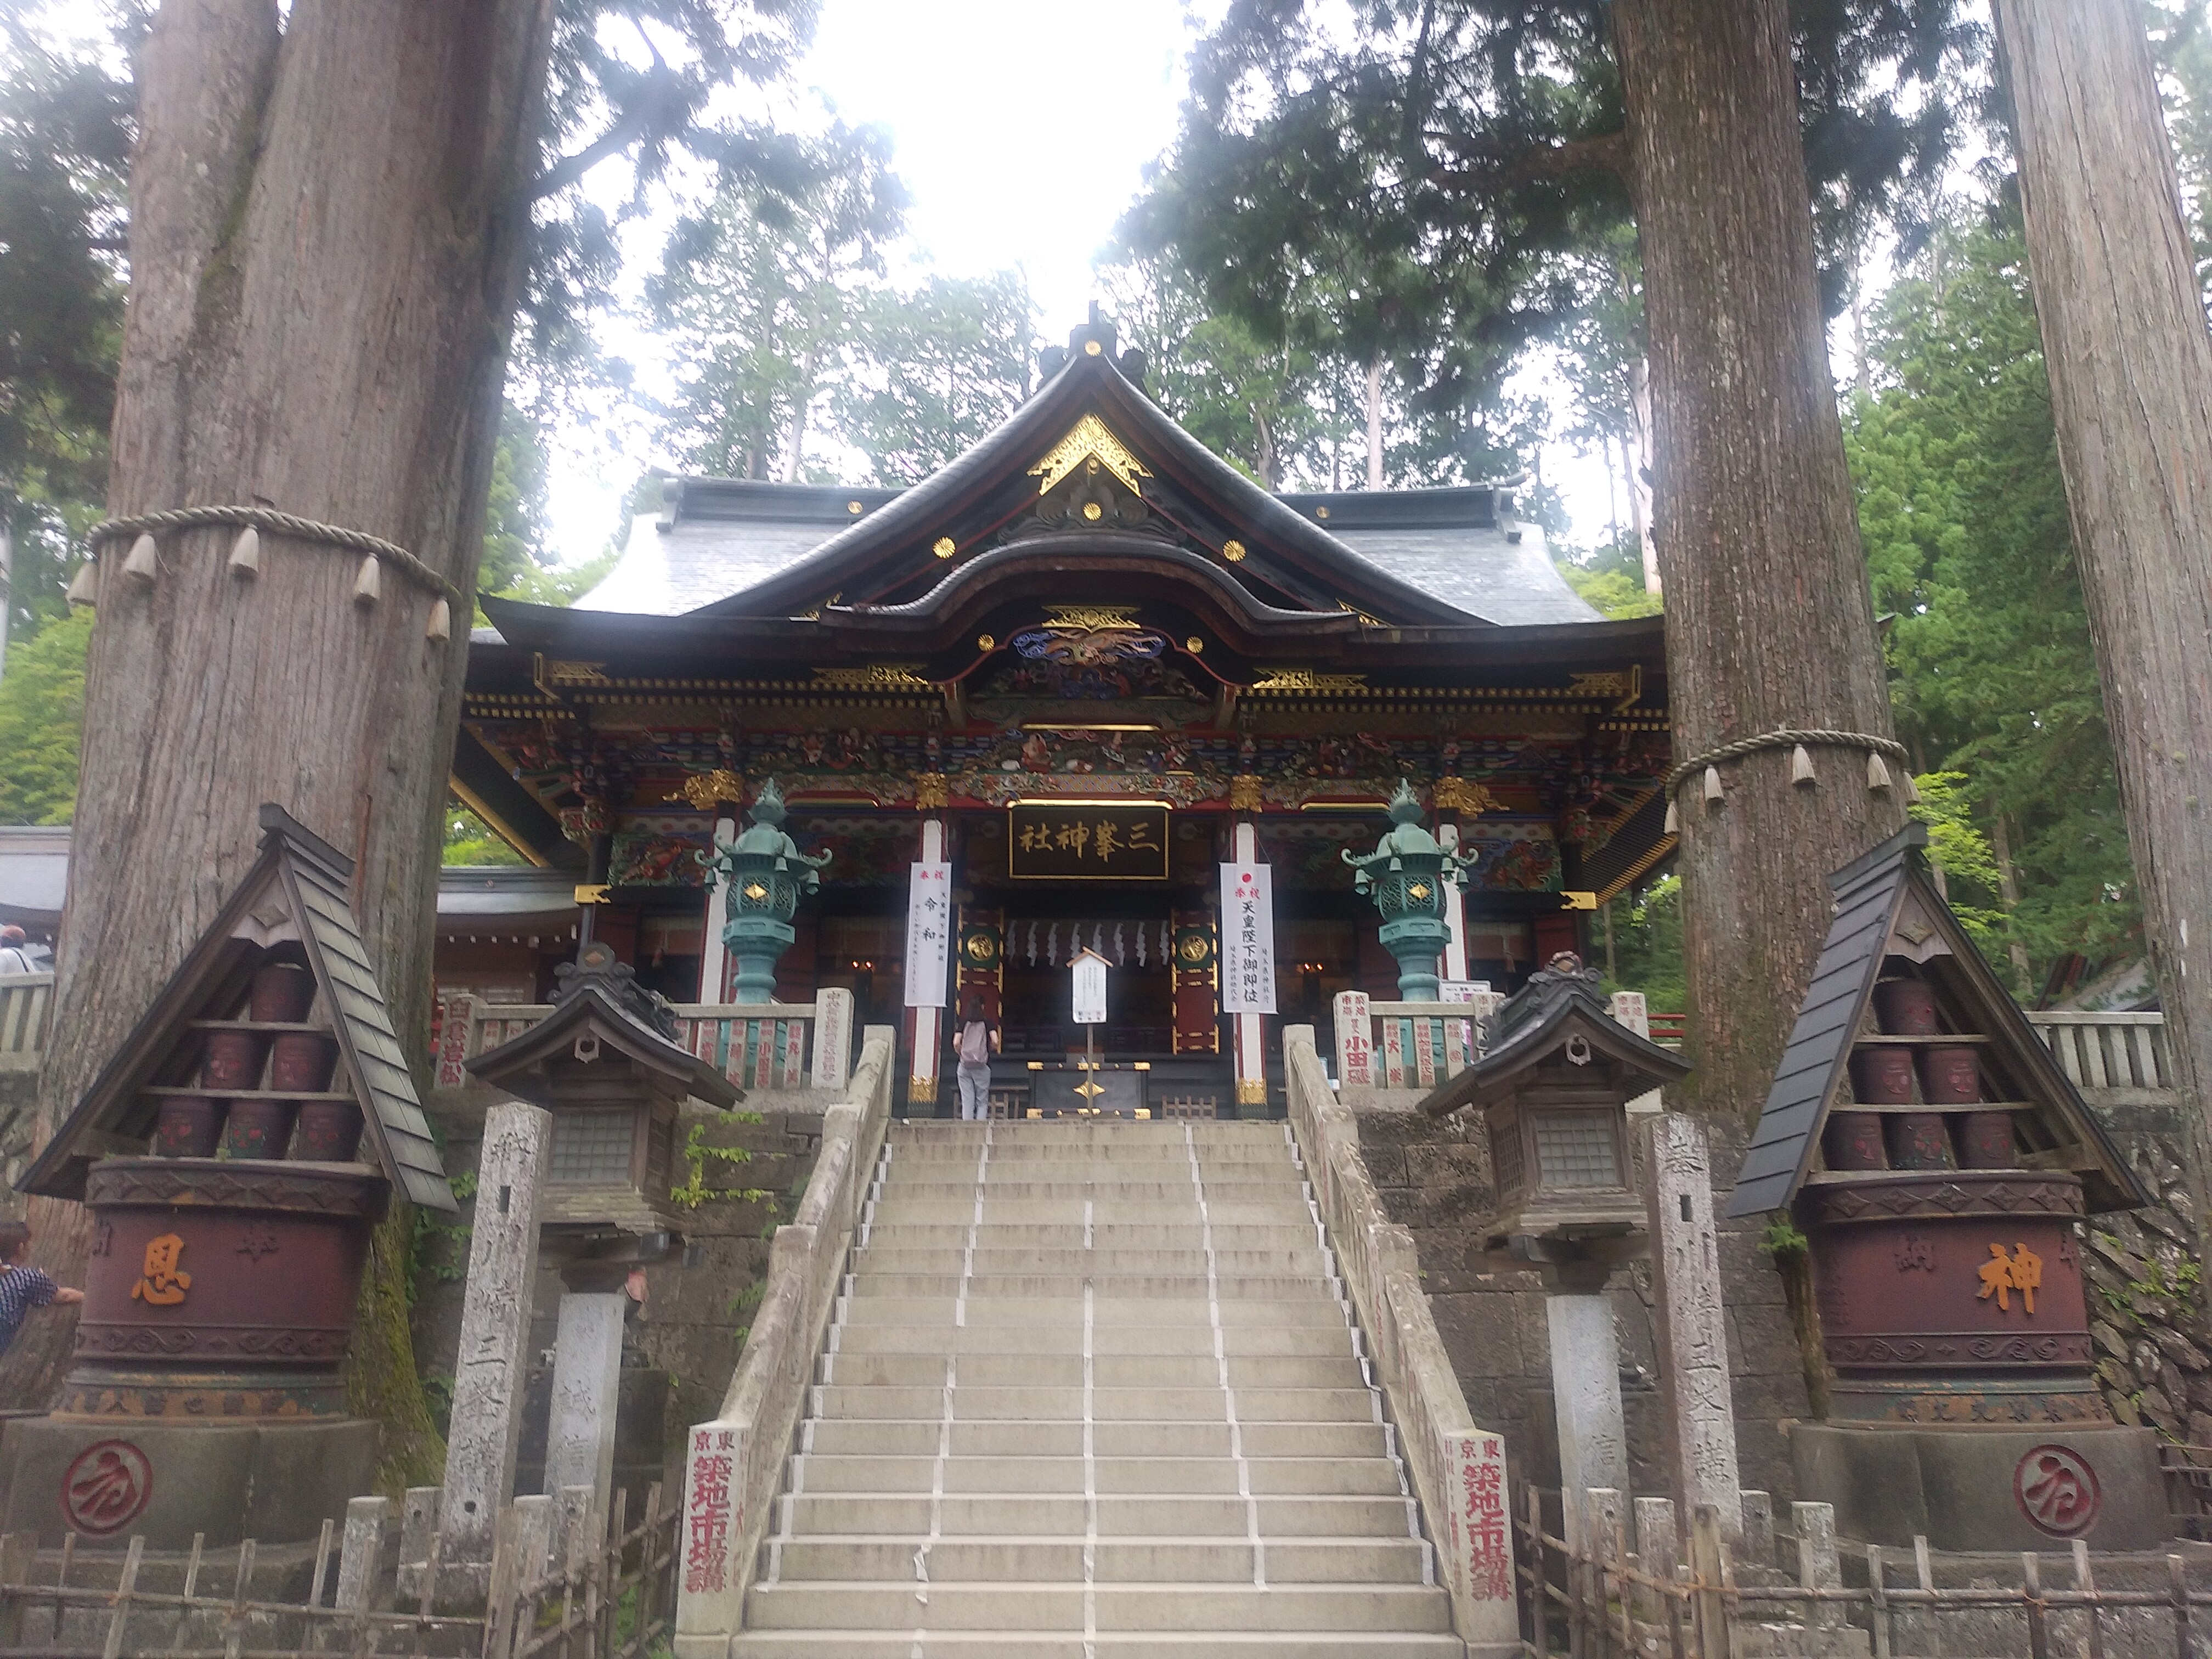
top-left (3, 0), bottom-right (555, 1487)
top-left (1993, 1), bottom-right (2212, 1149)
top-left (1613, 0), bottom-right (1908, 1121)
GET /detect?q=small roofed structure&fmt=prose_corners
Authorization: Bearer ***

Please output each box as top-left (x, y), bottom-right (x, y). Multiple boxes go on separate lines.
top-left (19, 803), bottom-right (452, 1211)
top-left (466, 940), bottom-right (742, 1240)
top-left (1726, 825), bottom-right (2144, 1221)
top-left (1421, 953), bottom-right (1690, 1257)
top-left (1729, 823), bottom-right (2148, 1431)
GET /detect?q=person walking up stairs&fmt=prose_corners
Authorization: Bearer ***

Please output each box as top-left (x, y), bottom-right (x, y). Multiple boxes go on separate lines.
top-left (729, 1118), bottom-right (1464, 1656)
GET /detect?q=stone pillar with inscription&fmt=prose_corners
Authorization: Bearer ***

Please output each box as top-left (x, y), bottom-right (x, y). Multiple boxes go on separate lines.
top-left (1644, 1112), bottom-right (1743, 1545)
top-left (544, 1287), bottom-right (626, 1515)
top-left (1546, 1284), bottom-right (1630, 1549)
top-left (440, 1102), bottom-right (550, 1589)
top-left (1227, 818), bottom-right (1272, 1114)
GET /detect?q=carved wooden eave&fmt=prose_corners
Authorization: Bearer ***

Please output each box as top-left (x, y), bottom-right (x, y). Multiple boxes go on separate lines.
top-left (19, 805), bottom-right (456, 1212)
top-left (1726, 825), bottom-right (2148, 1219)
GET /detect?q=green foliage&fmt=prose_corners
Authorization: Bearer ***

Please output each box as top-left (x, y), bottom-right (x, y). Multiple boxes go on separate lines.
top-left (443, 800), bottom-right (528, 867)
top-left (1843, 211), bottom-right (2139, 992)
top-left (670, 1118), bottom-right (774, 1211)
top-left (1556, 537), bottom-right (1662, 619)
top-left (1757, 1218), bottom-right (1811, 1262)
top-left (1600, 873), bottom-right (1685, 1013)
top-left (828, 274), bottom-right (1037, 484)
top-left (479, 402), bottom-right (553, 599)
top-left (1908, 771), bottom-right (2007, 943)
top-left (1124, 1), bottom-right (1978, 477)
top-left (646, 122), bottom-right (907, 482)
top-left (0, 605), bottom-right (88, 824)
top-left (0, 20), bottom-right (131, 647)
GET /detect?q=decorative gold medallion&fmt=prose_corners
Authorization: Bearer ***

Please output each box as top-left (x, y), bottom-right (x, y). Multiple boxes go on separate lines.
top-left (1185, 636), bottom-right (1204, 653)
top-left (913, 772), bottom-right (950, 810)
top-left (742, 882), bottom-right (769, 902)
top-left (1221, 539), bottom-right (1247, 562)
top-left (1228, 775), bottom-right (1263, 813)
top-left (977, 635), bottom-right (996, 651)
top-left (933, 536), bottom-right (956, 558)
top-left (1082, 501), bottom-right (1103, 521)
top-left (1406, 881), bottom-right (1433, 903)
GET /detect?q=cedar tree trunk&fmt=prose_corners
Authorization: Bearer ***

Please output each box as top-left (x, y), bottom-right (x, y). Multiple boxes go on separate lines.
top-left (1613, 0), bottom-right (1908, 1119)
top-left (3, 0), bottom-right (555, 1489)
top-left (1994, 1), bottom-right (2212, 1144)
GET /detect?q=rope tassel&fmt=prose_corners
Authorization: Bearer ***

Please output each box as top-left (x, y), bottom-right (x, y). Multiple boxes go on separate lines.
top-left (1663, 799), bottom-right (1679, 835)
top-left (426, 598), bottom-right (452, 642)
top-left (1866, 752), bottom-right (1893, 793)
top-left (1791, 744), bottom-right (1816, 786)
top-left (1702, 766), bottom-right (1724, 805)
top-left (66, 563), bottom-right (98, 608)
top-left (352, 555), bottom-right (381, 607)
top-left (227, 527), bottom-right (260, 578)
top-left (122, 533), bottom-right (158, 586)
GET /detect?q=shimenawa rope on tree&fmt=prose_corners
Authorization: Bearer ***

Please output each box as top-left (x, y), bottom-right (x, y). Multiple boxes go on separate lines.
top-left (1663, 727), bottom-right (1908, 798)
top-left (88, 505), bottom-right (463, 605)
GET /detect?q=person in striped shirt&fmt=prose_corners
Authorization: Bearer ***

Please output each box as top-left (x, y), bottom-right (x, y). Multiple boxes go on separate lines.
top-left (0, 1220), bottom-right (82, 1359)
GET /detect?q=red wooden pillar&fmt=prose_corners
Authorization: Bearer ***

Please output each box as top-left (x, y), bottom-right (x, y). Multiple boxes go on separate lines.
top-left (1170, 906), bottom-right (1220, 1054)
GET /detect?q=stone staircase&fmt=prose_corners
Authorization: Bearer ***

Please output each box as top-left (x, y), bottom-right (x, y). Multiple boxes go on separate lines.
top-left (729, 1118), bottom-right (1466, 1656)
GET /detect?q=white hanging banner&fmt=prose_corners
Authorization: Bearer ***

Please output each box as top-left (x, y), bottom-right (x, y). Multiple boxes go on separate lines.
top-left (904, 861), bottom-right (952, 1008)
top-left (1219, 862), bottom-right (1278, 1014)
top-left (1070, 949), bottom-right (1109, 1026)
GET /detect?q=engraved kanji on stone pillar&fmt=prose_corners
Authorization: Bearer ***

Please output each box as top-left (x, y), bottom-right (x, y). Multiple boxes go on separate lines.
top-left (438, 1102), bottom-right (549, 1590)
top-left (1644, 1111), bottom-right (1744, 1545)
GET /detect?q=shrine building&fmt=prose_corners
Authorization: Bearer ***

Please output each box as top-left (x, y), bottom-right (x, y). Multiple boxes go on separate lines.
top-left (451, 313), bottom-right (1674, 1115)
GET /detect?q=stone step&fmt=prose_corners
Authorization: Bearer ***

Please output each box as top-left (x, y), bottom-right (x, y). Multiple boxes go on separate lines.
top-left (795, 1418), bottom-right (1393, 1460)
top-left (827, 1324), bottom-right (1357, 1359)
top-left (778, 1492), bottom-right (1424, 1539)
top-left (742, 1581), bottom-right (1455, 1634)
top-left (881, 1140), bottom-right (1300, 1162)
top-left (836, 1297), bottom-right (1351, 1328)
top-left (766, 1534), bottom-right (1431, 1584)
top-left (863, 1200), bottom-right (1314, 1225)
top-left (844, 1273), bottom-right (1336, 1300)
top-left (731, 1634), bottom-right (1464, 1658)
top-left (849, 1247), bottom-right (1335, 1277)
top-left (808, 1384), bottom-right (1383, 1424)
top-left (855, 1222), bottom-right (1324, 1251)
top-left (786, 1452), bottom-right (1405, 1497)
top-left (817, 1351), bottom-right (1368, 1390)
top-left (887, 1123), bottom-right (1291, 1144)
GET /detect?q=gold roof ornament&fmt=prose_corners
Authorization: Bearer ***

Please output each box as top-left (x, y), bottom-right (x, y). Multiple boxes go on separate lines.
top-left (811, 665), bottom-right (935, 690)
top-left (1042, 605), bottom-right (1139, 633)
top-left (1249, 668), bottom-right (1369, 693)
top-left (1029, 414), bottom-right (1153, 497)
top-left (1434, 776), bottom-right (1505, 815)
top-left (676, 769), bottom-right (746, 811)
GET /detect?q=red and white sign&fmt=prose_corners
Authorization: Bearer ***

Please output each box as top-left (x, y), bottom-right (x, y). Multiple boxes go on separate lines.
top-left (682, 1423), bottom-right (743, 1596)
top-left (1218, 863), bottom-right (1277, 1014)
top-left (1443, 1430), bottom-right (1514, 1606)
top-left (1333, 991), bottom-right (1373, 1088)
top-left (904, 861), bottom-right (952, 1008)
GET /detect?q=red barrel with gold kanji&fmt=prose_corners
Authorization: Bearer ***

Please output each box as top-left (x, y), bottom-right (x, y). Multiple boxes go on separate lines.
top-left (1803, 1170), bottom-right (2106, 1425)
top-left (59, 1158), bottom-right (386, 1421)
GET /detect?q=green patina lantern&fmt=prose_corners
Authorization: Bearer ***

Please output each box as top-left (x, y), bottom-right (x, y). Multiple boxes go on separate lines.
top-left (698, 778), bottom-right (832, 1003)
top-left (1342, 780), bottom-right (1476, 1001)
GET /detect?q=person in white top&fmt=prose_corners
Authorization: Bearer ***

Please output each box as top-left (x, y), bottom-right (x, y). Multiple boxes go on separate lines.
top-left (954, 994), bottom-right (998, 1121)
top-left (0, 927), bottom-right (37, 975)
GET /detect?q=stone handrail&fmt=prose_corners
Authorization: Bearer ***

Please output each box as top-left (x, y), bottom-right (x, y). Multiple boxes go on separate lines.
top-left (2025, 1009), bottom-right (2176, 1099)
top-left (672, 1023), bottom-right (895, 1656)
top-left (1282, 1021), bottom-right (1520, 1657)
top-left (0, 972), bottom-right (52, 1073)
top-left (432, 987), bottom-right (855, 1095)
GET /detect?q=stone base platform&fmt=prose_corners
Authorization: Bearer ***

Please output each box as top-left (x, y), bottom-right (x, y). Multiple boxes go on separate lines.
top-left (0, 1415), bottom-right (378, 1548)
top-left (1791, 1421), bottom-right (2169, 1551)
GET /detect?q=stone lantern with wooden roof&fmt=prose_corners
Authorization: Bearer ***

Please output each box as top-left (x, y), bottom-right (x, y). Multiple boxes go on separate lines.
top-left (2, 806), bottom-right (454, 1549)
top-left (1423, 952), bottom-right (1691, 1268)
top-left (464, 938), bottom-right (742, 1258)
top-left (1729, 825), bottom-right (2166, 1550)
